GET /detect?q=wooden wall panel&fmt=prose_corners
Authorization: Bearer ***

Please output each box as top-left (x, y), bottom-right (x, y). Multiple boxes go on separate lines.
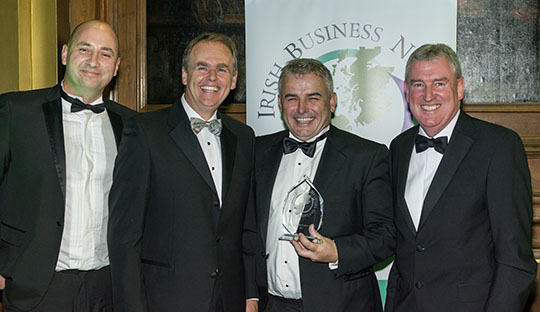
top-left (115, 0), bottom-right (141, 110)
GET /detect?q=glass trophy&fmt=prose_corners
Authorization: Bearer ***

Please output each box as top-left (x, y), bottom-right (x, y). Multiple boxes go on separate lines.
top-left (279, 175), bottom-right (323, 244)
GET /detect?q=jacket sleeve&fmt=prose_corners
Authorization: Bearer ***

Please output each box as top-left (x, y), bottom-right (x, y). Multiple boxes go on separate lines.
top-left (333, 144), bottom-right (396, 277)
top-left (483, 130), bottom-right (537, 311)
top-left (108, 116), bottom-right (150, 312)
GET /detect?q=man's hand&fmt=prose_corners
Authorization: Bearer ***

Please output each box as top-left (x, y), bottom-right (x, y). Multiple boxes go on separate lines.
top-left (246, 299), bottom-right (258, 312)
top-left (290, 224), bottom-right (338, 263)
top-left (0, 274), bottom-right (5, 290)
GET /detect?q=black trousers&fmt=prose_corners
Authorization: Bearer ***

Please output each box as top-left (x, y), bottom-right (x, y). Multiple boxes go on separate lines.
top-left (3, 266), bottom-right (112, 312)
top-left (263, 294), bottom-right (303, 312)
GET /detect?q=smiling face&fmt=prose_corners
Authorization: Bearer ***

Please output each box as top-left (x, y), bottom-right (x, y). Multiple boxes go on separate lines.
top-left (61, 21), bottom-right (120, 103)
top-left (182, 41), bottom-right (237, 120)
top-left (405, 56), bottom-right (464, 137)
top-left (279, 73), bottom-right (337, 141)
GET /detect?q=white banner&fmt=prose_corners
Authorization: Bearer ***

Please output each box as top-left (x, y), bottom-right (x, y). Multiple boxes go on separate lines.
top-left (245, 0), bottom-right (457, 147)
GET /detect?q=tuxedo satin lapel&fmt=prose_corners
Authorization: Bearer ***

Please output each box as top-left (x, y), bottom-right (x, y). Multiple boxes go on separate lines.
top-left (418, 117), bottom-right (473, 230)
top-left (43, 99), bottom-right (66, 200)
top-left (396, 129), bottom-right (417, 235)
top-left (105, 101), bottom-right (124, 147)
top-left (312, 128), bottom-right (345, 197)
top-left (258, 135), bottom-right (285, 245)
top-left (168, 103), bottom-right (217, 194)
top-left (219, 119), bottom-right (236, 202)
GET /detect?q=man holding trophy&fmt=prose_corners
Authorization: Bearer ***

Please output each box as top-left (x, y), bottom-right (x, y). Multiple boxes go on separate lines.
top-left (252, 58), bottom-right (395, 312)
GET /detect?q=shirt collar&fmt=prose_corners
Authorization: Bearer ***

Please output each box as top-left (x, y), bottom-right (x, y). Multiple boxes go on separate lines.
top-left (418, 110), bottom-right (460, 143)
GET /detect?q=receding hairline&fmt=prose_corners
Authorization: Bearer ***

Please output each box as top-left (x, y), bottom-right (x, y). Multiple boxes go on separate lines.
top-left (68, 20), bottom-right (119, 54)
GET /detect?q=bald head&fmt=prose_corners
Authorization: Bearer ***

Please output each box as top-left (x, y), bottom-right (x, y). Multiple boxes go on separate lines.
top-left (68, 20), bottom-right (119, 54)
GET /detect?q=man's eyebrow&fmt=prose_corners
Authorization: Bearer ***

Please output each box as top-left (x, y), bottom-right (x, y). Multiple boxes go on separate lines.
top-left (75, 42), bottom-right (116, 55)
top-left (216, 63), bottom-right (231, 69)
top-left (306, 92), bottom-right (323, 97)
top-left (283, 93), bottom-right (299, 98)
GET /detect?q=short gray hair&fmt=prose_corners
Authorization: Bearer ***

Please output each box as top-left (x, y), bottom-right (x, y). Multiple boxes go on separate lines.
top-left (182, 32), bottom-right (238, 74)
top-left (278, 58), bottom-right (334, 98)
top-left (405, 43), bottom-right (462, 83)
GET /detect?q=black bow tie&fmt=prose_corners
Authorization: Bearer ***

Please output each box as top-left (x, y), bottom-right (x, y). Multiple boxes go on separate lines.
top-left (282, 133), bottom-right (327, 158)
top-left (60, 89), bottom-right (106, 114)
top-left (415, 135), bottom-right (448, 154)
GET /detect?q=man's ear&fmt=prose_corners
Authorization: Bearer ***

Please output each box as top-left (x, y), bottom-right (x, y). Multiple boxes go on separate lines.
top-left (181, 67), bottom-right (188, 86)
top-left (113, 57), bottom-right (121, 77)
top-left (61, 44), bottom-right (69, 66)
top-left (404, 81), bottom-right (410, 103)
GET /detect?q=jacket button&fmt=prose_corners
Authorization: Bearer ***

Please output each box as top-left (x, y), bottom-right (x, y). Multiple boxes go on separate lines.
top-left (415, 281), bottom-right (423, 289)
top-left (56, 221), bottom-right (62, 227)
top-left (210, 269), bottom-right (219, 278)
top-left (212, 201), bottom-right (219, 207)
top-left (416, 244), bottom-right (425, 252)
top-left (216, 235), bottom-right (221, 242)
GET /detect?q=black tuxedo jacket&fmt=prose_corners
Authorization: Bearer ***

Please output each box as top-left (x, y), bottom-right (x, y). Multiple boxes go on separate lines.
top-left (253, 126), bottom-right (395, 312)
top-left (108, 100), bottom-right (257, 311)
top-left (385, 112), bottom-right (537, 312)
top-left (0, 85), bottom-right (135, 310)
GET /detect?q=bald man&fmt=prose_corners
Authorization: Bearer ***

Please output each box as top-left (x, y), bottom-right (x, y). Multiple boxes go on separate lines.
top-left (0, 20), bottom-right (135, 311)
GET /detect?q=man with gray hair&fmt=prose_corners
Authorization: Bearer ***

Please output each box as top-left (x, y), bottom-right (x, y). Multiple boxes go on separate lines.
top-left (252, 58), bottom-right (395, 311)
top-left (385, 43), bottom-right (536, 311)
top-left (108, 32), bottom-right (257, 312)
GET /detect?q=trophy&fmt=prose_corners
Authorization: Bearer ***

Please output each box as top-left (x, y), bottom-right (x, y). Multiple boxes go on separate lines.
top-left (279, 175), bottom-right (323, 244)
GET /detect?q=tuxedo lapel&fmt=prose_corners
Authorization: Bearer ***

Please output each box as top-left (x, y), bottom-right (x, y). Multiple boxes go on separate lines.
top-left (313, 127), bottom-right (345, 197)
top-left (43, 92), bottom-right (66, 200)
top-left (258, 133), bottom-right (285, 245)
top-left (219, 116), bottom-right (236, 201)
top-left (105, 100), bottom-right (124, 147)
top-left (396, 129), bottom-right (417, 235)
top-left (418, 113), bottom-right (474, 230)
top-left (168, 102), bottom-right (217, 195)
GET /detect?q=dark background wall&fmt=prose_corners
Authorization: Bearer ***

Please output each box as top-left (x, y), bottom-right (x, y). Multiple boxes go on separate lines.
top-left (146, 0), bottom-right (540, 106)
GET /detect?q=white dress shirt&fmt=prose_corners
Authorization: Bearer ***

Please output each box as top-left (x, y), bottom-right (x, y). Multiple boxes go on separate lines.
top-left (56, 84), bottom-right (116, 271)
top-left (405, 111), bottom-right (460, 230)
top-left (181, 95), bottom-right (223, 205)
top-left (266, 128), bottom-right (328, 299)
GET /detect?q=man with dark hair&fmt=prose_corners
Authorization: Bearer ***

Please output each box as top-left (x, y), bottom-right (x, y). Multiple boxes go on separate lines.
top-left (385, 43), bottom-right (536, 311)
top-left (253, 58), bottom-right (395, 311)
top-left (108, 33), bottom-right (258, 312)
top-left (0, 20), bottom-right (135, 311)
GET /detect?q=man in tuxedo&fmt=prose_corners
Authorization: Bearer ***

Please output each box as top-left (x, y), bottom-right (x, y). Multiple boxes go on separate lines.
top-left (108, 33), bottom-right (258, 312)
top-left (385, 44), bottom-right (537, 311)
top-left (253, 58), bottom-right (395, 312)
top-left (0, 20), bottom-right (135, 311)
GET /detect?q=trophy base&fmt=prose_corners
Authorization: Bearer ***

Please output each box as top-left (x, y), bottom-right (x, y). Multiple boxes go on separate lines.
top-left (279, 233), bottom-right (322, 244)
